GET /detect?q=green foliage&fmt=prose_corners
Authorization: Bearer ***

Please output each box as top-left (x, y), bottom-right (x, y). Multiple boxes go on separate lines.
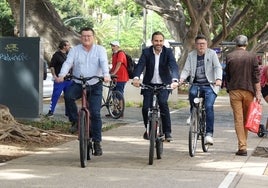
top-left (0, 0), bottom-right (15, 36)
top-left (19, 118), bottom-right (70, 133)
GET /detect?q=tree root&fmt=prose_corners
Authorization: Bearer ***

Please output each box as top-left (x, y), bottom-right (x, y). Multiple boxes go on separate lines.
top-left (0, 104), bottom-right (64, 144)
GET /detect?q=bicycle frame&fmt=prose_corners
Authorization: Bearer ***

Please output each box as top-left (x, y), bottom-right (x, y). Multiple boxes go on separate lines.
top-left (101, 75), bottom-right (125, 119)
top-left (188, 83), bottom-right (210, 157)
top-left (65, 75), bottom-right (103, 167)
top-left (78, 80), bottom-right (90, 140)
top-left (140, 84), bottom-right (172, 165)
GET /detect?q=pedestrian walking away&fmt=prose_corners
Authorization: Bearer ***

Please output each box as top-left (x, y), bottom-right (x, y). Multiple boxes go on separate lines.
top-left (106, 40), bottom-right (129, 118)
top-left (132, 31), bottom-right (179, 142)
top-left (179, 34), bottom-right (222, 146)
top-left (55, 27), bottom-right (110, 156)
top-left (226, 34), bottom-right (261, 156)
top-left (46, 40), bottom-right (72, 117)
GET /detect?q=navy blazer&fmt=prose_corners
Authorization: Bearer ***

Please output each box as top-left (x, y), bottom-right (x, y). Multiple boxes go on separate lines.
top-left (133, 46), bottom-right (179, 84)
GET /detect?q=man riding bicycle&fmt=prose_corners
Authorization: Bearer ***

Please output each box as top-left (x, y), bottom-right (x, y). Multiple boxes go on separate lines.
top-left (132, 31), bottom-right (179, 142)
top-left (179, 34), bottom-right (222, 145)
top-left (56, 27), bottom-right (110, 156)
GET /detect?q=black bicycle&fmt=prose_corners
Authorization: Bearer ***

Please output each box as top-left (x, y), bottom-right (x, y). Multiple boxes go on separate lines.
top-left (140, 84), bottom-right (172, 165)
top-left (66, 75), bottom-right (103, 168)
top-left (188, 83), bottom-right (210, 157)
top-left (102, 75), bottom-right (125, 119)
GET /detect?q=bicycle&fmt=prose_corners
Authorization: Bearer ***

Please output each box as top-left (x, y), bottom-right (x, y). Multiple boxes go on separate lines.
top-left (188, 83), bottom-right (211, 157)
top-left (139, 83), bottom-right (172, 165)
top-left (101, 74), bottom-right (125, 119)
top-left (66, 75), bottom-right (104, 168)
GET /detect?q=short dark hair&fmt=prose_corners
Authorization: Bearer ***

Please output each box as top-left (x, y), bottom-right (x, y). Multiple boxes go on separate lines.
top-left (195, 34), bottom-right (207, 42)
top-left (58, 40), bottom-right (69, 49)
top-left (151, 31), bottom-right (165, 40)
top-left (79, 27), bottom-right (95, 35)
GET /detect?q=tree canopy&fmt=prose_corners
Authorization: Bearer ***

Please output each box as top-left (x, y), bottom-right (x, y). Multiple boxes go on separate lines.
top-left (3, 0), bottom-right (268, 66)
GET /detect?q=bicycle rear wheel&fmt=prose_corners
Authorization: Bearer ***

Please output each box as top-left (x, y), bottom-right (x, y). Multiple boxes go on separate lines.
top-left (79, 110), bottom-right (88, 168)
top-left (156, 117), bottom-right (163, 159)
top-left (149, 113), bottom-right (157, 165)
top-left (107, 90), bottom-right (125, 119)
top-left (189, 108), bottom-right (198, 157)
top-left (201, 110), bottom-right (209, 152)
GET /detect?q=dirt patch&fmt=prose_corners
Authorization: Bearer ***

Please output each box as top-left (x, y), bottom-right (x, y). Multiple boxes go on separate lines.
top-left (0, 132), bottom-right (76, 163)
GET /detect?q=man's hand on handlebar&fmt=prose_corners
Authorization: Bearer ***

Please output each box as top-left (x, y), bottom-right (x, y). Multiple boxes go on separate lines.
top-left (215, 79), bottom-right (222, 87)
top-left (103, 76), bottom-right (111, 83)
top-left (132, 78), bottom-right (140, 87)
top-left (170, 81), bottom-right (179, 89)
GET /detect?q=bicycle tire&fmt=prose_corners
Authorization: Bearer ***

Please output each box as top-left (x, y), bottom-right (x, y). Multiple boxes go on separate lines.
top-left (149, 113), bottom-right (157, 165)
top-left (257, 124), bottom-right (265, 137)
top-left (107, 90), bottom-right (125, 119)
top-left (201, 110), bottom-right (209, 152)
top-left (79, 110), bottom-right (88, 168)
top-left (156, 117), bottom-right (163, 159)
top-left (189, 108), bottom-right (198, 157)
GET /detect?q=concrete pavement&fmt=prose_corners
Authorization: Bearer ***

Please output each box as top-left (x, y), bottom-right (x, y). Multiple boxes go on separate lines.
top-left (0, 83), bottom-right (268, 187)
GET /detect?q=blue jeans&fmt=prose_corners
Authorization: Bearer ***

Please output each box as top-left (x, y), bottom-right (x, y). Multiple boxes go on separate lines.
top-left (189, 85), bottom-right (217, 135)
top-left (113, 82), bottom-right (126, 100)
top-left (64, 82), bottom-right (103, 142)
top-left (141, 85), bottom-right (171, 134)
top-left (49, 80), bottom-right (72, 114)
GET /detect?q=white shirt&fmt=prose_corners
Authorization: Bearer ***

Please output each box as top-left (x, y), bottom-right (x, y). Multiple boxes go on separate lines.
top-left (59, 44), bottom-right (109, 85)
top-left (150, 49), bottom-right (163, 84)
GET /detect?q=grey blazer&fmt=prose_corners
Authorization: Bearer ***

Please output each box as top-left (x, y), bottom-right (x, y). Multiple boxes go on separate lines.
top-left (180, 48), bottom-right (222, 94)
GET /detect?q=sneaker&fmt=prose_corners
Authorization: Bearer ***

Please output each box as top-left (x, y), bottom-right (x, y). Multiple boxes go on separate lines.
top-left (235, 149), bottom-right (247, 156)
top-left (69, 122), bottom-right (78, 134)
top-left (143, 131), bottom-right (149, 140)
top-left (46, 110), bottom-right (54, 117)
top-left (204, 135), bottom-right (213, 145)
top-left (93, 142), bottom-right (103, 156)
top-left (186, 115), bottom-right (191, 125)
top-left (165, 133), bottom-right (173, 142)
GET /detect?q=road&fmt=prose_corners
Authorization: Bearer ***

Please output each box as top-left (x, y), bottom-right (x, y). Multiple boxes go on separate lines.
top-left (1, 82), bottom-right (268, 188)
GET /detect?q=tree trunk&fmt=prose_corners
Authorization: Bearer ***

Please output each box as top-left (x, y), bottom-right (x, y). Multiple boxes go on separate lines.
top-left (7, 0), bottom-right (80, 62)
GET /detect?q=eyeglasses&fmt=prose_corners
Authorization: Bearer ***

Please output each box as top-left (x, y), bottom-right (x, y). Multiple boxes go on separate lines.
top-left (196, 42), bottom-right (206, 45)
top-left (81, 35), bottom-right (94, 38)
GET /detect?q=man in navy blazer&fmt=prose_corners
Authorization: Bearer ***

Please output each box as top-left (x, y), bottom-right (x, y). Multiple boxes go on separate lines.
top-left (132, 31), bottom-right (179, 141)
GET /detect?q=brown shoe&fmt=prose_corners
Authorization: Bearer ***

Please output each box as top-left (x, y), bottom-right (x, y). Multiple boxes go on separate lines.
top-left (235, 149), bottom-right (247, 156)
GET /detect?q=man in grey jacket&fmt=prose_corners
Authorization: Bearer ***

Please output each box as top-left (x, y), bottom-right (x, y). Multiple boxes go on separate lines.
top-left (179, 34), bottom-right (222, 145)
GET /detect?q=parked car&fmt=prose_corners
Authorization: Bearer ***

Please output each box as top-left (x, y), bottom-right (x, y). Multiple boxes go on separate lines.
top-left (43, 69), bottom-right (53, 98)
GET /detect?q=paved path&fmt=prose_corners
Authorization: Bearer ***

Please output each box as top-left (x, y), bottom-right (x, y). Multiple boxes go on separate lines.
top-left (1, 88), bottom-right (268, 187)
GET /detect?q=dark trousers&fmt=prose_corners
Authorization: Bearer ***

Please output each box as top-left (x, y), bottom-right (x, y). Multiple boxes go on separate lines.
top-left (64, 82), bottom-right (103, 142)
top-left (141, 86), bottom-right (171, 134)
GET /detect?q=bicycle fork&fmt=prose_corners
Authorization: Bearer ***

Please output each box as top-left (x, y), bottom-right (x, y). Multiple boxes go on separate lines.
top-left (147, 110), bottom-right (164, 142)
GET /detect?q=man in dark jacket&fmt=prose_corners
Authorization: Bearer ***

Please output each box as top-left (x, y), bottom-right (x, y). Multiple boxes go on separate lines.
top-left (132, 31), bottom-right (179, 141)
top-left (226, 35), bottom-right (261, 156)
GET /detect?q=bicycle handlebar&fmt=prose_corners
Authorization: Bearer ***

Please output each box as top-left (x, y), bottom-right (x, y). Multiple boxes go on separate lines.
top-left (64, 75), bottom-right (104, 83)
top-left (139, 83), bottom-right (173, 91)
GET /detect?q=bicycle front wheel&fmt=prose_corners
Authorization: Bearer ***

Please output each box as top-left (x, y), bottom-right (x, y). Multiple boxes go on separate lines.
top-left (107, 90), bottom-right (125, 119)
top-left (79, 110), bottom-right (88, 168)
top-left (156, 117), bottom-right (163, 159)
top-left (149, 113), bottom-right (157, 165)
top-left (189, 108), bottom-right (198, 157)
top-left (201, 110), bottom-right (209, 152)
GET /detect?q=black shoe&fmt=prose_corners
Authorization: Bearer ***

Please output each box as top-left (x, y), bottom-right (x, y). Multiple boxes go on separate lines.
top-left (235, 149), bottom-right (247, 156)
top-left (143, 131), bottom-right (149, 140)
top-left (69, 122), bottom-right (78, 134)
top-left (165, 133), bottom-right (173, 142)
top-left (93, 142), bottom-right (103, 156)
top-left (46, 110), bottom-right (54, 117)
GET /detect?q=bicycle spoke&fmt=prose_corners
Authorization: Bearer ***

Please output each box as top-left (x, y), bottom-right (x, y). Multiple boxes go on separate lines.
top-left (189, 108), bottom-right (198, 157)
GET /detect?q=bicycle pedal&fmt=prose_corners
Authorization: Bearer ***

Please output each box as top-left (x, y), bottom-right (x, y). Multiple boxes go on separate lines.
top-left (158, 136), bottom-right (165, 142)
